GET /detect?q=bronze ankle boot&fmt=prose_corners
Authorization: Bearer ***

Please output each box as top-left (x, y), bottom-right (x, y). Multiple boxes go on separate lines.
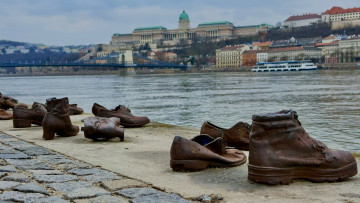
top-left (42, 97), bottom-right (79, 140)
top-left (200, 121), bottom-right (251, 150)
top-left (248, 110), bottom-right (357, 185)
top-left (81, 117), bottom-right (124, 141)
top-left (13, 103), bottom-right (47, 128)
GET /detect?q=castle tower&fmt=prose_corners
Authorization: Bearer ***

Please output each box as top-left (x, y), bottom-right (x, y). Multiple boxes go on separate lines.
top-left (178, 10), bottom-right (190, 29)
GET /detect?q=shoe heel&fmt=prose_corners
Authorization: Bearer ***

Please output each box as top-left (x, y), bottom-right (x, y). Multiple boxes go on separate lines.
top-left (43, 128), bottom-right (55, 140)
top-left (248, 164), bottom-right (292, 185)
top-left (170, 159), bottom-right (209, 171)
top-left (13, 119), bottom-right (32, 128)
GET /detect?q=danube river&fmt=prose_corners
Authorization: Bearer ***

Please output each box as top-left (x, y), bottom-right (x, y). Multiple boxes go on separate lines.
top-left (1, 69), bottom-right (359, 153)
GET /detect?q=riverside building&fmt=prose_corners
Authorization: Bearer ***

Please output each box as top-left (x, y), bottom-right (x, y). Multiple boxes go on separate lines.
top-left (110, 11), bottom-right (273, 46)
top-left (321, 6), bottom-right (360, 29)
top-left (283, 13), bottom-right (321, 28)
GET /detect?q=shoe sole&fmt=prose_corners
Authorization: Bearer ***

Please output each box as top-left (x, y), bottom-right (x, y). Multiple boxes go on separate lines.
top-left (248, 161), bottom-right (358, 185)
top-left (121, 121), bottom-right (150, 128)
top-left (170, 158), bottom-right (247, 172)
top-left (13, 119), bottom-right (42, 128)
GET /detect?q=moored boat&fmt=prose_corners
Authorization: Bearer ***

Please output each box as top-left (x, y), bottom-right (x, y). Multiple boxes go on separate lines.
top-left (251, 60), bottom-right (317, 72)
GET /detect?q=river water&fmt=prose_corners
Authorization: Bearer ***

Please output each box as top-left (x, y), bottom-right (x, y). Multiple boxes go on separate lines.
top-left (1, 69), bottom-right (359, 153)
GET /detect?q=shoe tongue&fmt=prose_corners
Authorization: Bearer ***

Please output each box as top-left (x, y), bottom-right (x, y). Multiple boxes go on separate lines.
top-left (113, 105), bottom-right (131, 112)
top-left (191, 134), bottom-right (226, 155)
top-left (113, 105), bottom-right (122, 111)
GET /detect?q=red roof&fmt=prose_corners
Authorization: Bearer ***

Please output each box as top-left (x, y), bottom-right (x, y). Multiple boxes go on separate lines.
top-left (285, 14), bottom-right (321, 22)
top-left (323, 35), bottom-right (336, 40)
top-left (315, 41), bottom-right (339, 47)
top-left (252, 41), bottom-right (273, 47)
top-left (323, 6), bottom-right (360, 15)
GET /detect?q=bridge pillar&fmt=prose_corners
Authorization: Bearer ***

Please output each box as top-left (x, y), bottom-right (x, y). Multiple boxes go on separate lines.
top-left (117, 67), bottom-right (136, 75)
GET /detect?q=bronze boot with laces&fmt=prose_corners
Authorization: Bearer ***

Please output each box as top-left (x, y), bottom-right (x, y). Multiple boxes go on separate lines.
top-left (248, 110), bottom-right (357, 184)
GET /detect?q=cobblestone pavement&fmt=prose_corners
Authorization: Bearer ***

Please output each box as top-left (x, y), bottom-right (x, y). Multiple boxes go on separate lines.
top-left (0, 133), bottom-right (193, 203)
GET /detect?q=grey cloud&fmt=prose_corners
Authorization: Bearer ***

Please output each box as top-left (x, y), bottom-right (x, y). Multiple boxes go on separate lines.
top-left (0, 0), bottom-right (359, 45)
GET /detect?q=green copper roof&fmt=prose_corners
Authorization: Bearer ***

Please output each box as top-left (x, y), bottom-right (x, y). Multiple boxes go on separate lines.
top-left (179, 10), bottom-right (189, 20)
top-left (134, 26), bottom-right (167, 31)
top-left (198, 21), bottom-right (234, 27)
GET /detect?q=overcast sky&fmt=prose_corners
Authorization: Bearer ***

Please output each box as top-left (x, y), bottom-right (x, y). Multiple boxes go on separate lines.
top-left (0, 0), bottom-right (358, 46)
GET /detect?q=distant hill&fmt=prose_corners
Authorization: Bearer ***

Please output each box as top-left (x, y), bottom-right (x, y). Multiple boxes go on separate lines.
top-left (0, 40), bottom-right (30, 46)
top-left (265, 23), bottom-right (360, 41)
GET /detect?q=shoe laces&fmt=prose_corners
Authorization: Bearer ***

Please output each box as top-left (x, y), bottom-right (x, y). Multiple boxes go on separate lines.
top-left (113, 105), bottom-right (131, 112)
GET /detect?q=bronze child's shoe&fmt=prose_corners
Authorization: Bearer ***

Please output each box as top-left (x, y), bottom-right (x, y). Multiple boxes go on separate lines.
top-left (42, 97), bottom-right (79, 140)
top-left (170, 134), bottom-right (246, 171)
top-left (200, 121), bottom-right (251, 151)
top-left (0, 109), bottom-right (13, 120)
top-left (92, 103), bottom-right (150, 127)
top-left (248, 110), bottom-right (358, 185)
top-left (13, 103), bottom-right (47, 128)
top-left (81, 117), bottom-right (124, 141)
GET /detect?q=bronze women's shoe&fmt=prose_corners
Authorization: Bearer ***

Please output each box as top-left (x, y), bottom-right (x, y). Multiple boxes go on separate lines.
top-left (69, 104), bottom-right (83, 115)
top-left (170, 134), bottom-right (247, 171)
top-left (0, 109), bottom-right (13, 120)
top-left (248, 110), bottom-right (358, 185)
top-left (92, 103), bottom-right (150, 127)
top-left (13, 103), bottom-right (47, 128)
top-left (42, 97), bottom-right (79, 140)
top-left (81, 117), bottom-right (124, 141)
top-left (0, 93), bottom-right (18, 110)
top-left (200, 121), bottom-right (251, 151)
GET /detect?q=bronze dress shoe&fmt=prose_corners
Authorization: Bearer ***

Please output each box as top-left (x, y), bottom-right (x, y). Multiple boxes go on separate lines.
top-left (92, 103), bottom-right (150, 127)
top-left (248, 110), bottom-right (357, 185)
top-left (42, 97), bottom-right (79, 140)
top-left (0, 93), bottom-right (18, 110)
top-left (0, 109), bottom-right (13, 120)
top-left (13, 103), bottom-right (47, 128)
top-left (200, 121), bottom-right (251, 150)
top-left (81, 117), bottom-right (124, 141)
top-left (170, 134), bottom-right (247, 171)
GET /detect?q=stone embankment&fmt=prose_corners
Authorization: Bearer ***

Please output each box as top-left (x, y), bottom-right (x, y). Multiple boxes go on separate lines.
top-left (0, 114), bottom-right (359, 202)
top-left (0, 133), bottom-right (192, 203)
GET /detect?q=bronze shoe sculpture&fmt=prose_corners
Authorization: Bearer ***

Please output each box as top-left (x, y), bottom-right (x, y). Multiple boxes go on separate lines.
top-left (170, 134), bottom-right (246, 171)
top-left (81, 117), bottom-right (124, 141)
top-left (200, 121), bottom-right (251, 151)
top-left (13, 103), bottom-right (47, 128)
top-left (42, 97), bottom-right (79, 140)
top-left (92, 103), bottom-right (150, 127)
top-left (0, 109), bottom-right (13, 120)
top-left (0, 93), bottom-right (18, 110)
top-left (69, 104), bottom-right (83, 115)
top-left (248, 110), bottom-right (358, 185)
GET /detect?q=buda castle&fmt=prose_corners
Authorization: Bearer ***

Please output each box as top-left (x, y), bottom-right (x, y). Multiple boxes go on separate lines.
top-left (110, 11), bottom-right (272, 46)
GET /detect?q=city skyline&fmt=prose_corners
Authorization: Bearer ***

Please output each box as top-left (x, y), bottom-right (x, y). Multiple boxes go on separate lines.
top-left (0, 0), bottom-right (359, 46)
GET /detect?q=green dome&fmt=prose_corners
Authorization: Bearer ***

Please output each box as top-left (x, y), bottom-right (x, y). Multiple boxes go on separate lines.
top-left (179, 10), bottom-right (189, 20)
